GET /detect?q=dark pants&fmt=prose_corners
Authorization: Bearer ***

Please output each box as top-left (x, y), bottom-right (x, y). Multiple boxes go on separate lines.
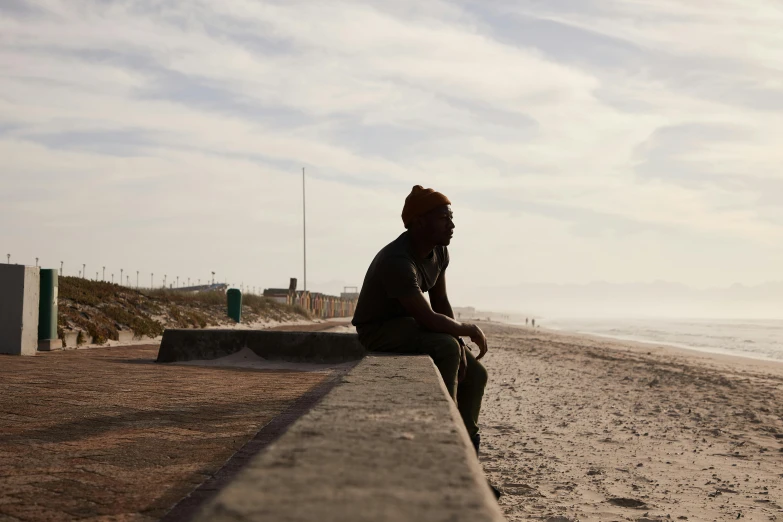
top-left (358, 317), bottom-right (488, 439)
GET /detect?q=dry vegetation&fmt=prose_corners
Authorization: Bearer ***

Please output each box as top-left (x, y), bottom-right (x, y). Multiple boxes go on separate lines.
top-left (57, 277), bottom-right (309, 346)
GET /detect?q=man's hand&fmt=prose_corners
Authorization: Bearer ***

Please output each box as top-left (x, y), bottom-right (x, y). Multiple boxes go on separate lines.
top-left (395, 292), bottom-right (488, 359)
top-left (466, 324), bottom-right (488, 360)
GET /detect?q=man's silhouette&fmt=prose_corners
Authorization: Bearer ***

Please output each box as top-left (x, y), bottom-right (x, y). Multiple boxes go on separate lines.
top-left (352, 185), bottom-right (489, 453)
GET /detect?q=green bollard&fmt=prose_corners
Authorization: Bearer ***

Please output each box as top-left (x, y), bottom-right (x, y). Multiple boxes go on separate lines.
top-left (38, 269), bottom-right (61, 350)
top-left (227, 288), bottom-right (242, 323)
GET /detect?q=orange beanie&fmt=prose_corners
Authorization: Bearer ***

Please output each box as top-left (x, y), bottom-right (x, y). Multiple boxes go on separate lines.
top-left (401, 185), bottom-right (451, 227)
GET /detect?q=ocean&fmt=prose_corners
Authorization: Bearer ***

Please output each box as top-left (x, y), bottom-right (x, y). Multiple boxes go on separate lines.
top-left (542, 318), bottom-right (783, 363)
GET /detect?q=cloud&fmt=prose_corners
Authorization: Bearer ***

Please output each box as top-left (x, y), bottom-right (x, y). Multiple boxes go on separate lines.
top-left (1, 0), bottom-right (782, 298)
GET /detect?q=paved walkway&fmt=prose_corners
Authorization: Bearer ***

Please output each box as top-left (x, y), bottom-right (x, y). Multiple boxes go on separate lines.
top-left (0, 345), bottom-right (336, 521)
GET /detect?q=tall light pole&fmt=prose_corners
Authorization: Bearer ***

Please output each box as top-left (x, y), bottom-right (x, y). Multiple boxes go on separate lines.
top-left (151, 273), bottom-right (153, 288)
top-left (176, 276), bottom-right (179, 288)
top-left (60, 261), bottom-right (63, 276)
top-left (127, 275), bottom-right (129, 286)
top-left (302, 167), bottom-right (307, 293)
top-left (164, 274), bottom-right (167, 288)
top-left (111, 273), bottom-right (114, 284)
top-left (136, 271), bottom-right (139, 289)
top-left (95, 272), bottom-right (98, 280)
top-left (102, 266), bottom-right (106, 281)
top-left (82, 264), bottom-right (86, 279)
top-left (187, 277), bottom-right (190, 287)
top-left (120, 269), bottom-right (124, 286)
top-left (35, 257), bottom-right (38, 267)
top-left (211, 271), bottom-right (215, 285)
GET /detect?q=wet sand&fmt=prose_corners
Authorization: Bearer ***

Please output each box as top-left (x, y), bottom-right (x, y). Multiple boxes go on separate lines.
top-left (477, 322), bottom-right (783, 522)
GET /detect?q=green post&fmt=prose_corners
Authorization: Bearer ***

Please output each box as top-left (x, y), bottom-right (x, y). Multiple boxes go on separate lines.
top-left (227, 288), bottom-right (242, 323)
top-left (38, 269), bottom-right (58, 341)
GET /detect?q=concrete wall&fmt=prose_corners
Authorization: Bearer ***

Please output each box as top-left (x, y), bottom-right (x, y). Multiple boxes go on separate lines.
top-left (0, 265), bottom-right (40, 356)
top-left (157, 329), bottom-right (366, 364)
top-left (191, 355), bottom-right (505, 522)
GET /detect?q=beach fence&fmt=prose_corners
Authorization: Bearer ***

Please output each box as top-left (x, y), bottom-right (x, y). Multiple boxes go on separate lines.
top-left (263, 279), bottom-right (358, 319)
top-left (264, 289), bottom-right (357, 319)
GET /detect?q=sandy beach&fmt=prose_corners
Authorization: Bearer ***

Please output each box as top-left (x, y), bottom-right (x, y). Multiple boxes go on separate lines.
top-left (477, 322), bottom-right (783, 522)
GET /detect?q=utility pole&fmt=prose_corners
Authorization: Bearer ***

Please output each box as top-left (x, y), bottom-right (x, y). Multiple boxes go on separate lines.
top-left (303, 167), bottom-right (307, 293)
top-left (120, 269), bottom-right (124, 286)
top-left (111, 273), bottom-right (114, 284)
top-left (164, 275), bottom-right (167, 288)
top-left (151, 273), bottom-right (153, 288)
top-left (83, 264), bottom-right (86, 279)
top-left (60, 261), bottom-right (63, 276)
top-left (176, 276), bottom-right (179, 288)
top-left (136, 271), bottom-right (139, 288)
top-left (102, 266), bottom-right (106, 281)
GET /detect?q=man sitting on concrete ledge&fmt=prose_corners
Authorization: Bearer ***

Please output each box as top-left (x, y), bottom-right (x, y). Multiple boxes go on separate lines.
top-left (352, 185), bottom-right (490, 455)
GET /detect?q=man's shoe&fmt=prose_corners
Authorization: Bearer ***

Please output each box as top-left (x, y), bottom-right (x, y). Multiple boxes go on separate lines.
top-left (488, 480), bottom-right (502, 499)
top-left (471, 433), bottom-right (481, 455)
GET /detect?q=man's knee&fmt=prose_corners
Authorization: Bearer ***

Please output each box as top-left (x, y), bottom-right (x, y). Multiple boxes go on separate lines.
top-left (464, 357), bottom-right (488, 390)
top-left (425, 334), bottom-right (461, 362)
top-left (471, 360), bottom-right (488, 389)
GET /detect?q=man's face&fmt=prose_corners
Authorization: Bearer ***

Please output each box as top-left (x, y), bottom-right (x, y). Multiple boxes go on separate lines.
top-left (420, 205), bottom-right (455, 246)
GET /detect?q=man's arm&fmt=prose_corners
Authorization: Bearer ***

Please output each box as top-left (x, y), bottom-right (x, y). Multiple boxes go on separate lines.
top-left (397, 276), bottom-right (488, 359)
top-left (429, 270), bottom-right (454, 319)
top-left (428, 270), bottom-right (470, 380)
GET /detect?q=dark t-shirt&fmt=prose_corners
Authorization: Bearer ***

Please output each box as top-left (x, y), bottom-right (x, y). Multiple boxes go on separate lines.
top-left (351, 231), bottom-right (449, 336)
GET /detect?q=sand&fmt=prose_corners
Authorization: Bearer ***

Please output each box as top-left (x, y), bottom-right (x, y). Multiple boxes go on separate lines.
top-left (476, 322), bottom-right (783, 522)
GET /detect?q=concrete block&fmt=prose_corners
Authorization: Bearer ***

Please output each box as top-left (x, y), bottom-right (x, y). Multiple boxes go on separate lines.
top-left (156, 329), bottom-right (366, 364)
top-left (0, 265), bottom-right (40, 356)
top-left (37, 339), bottom-right (63, 351)
top-left (117, 330), bottom-right (134, 343)
top-left (62, 330), bottom-right (79, 348)
top-left (192, 355), bottom-right (505, 522)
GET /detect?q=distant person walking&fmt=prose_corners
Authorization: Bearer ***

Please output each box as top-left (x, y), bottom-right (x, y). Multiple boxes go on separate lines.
top-left (531, 318), bottom-right (535, 328)
top-left (352, 185), bottom-right (490, 455)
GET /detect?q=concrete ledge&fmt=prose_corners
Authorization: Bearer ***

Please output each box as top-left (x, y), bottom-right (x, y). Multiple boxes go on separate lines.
top-left (117, 329), bottom-right (134, 343)
top-left (37, 339), bottom-right (63, 351)
top-left (156, 329), bottom-right (366, 364)
top-left (192, 355), bottom-right (505, 522)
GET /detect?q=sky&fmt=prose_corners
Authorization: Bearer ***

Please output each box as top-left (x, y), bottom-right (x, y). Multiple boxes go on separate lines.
top-left (2, 0), bottom-right (782, 311)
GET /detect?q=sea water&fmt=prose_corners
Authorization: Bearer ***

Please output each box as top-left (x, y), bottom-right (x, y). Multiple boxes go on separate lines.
top-left (542, 318), bottom-right (783, 362)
